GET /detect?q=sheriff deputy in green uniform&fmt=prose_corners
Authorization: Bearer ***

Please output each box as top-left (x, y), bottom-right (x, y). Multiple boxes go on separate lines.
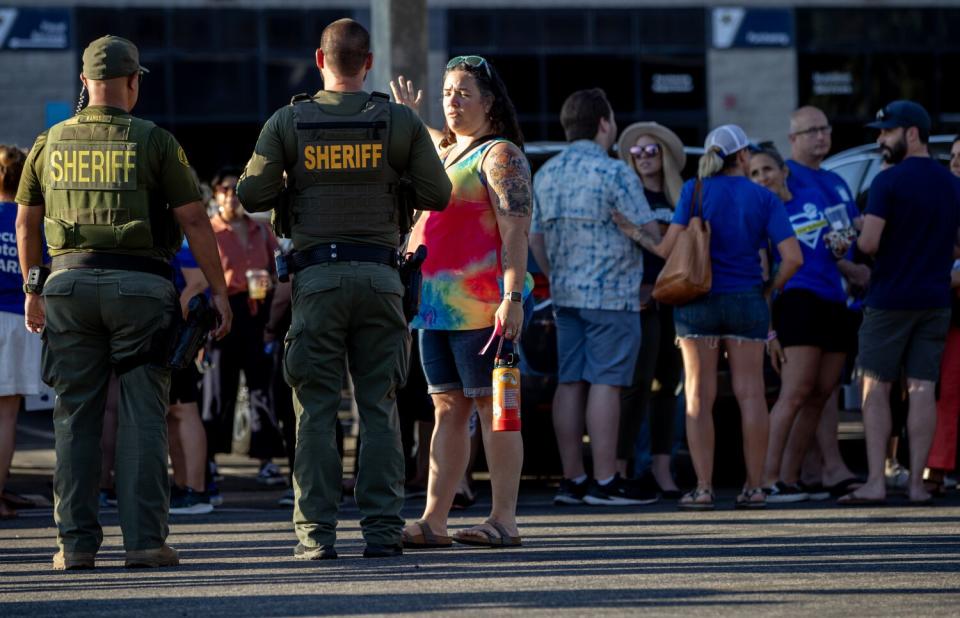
top-left (237, 18), bottom-right (451, 559)
top-left (15, 35), bottom-right (232, 570)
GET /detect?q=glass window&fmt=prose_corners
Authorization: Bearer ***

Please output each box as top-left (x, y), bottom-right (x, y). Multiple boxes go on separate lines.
top-left (867, 54), bottom-right (936, 115)
top-left (637, 9), bottom-right (704, 48)
top-left (495, 11), bottom-right (541, 50)
top-left (544, 55), bottom-right (635, 114)
top-left (824, 158), bottom-right (869, 201)
top-left (640, 56), bottom-right (705, 111)
top-left (486, 55), bottom-right (541, 116)
top-left (592, 11), bottom-right (633, 48)
top-left (543, 12), bottom-right (585, 47)
top-left (76, 8), bottom-right (167, 51)
top-left (265, 61), bottom-right (322, 113)
top-left (172, 60), bottom-right (259, 118)
top-left (798, 54), bottom-right (869, 119)
top-left (265, 11), bottom-right (306, 52)
top-left (448, 10), bottom-right (495, 50)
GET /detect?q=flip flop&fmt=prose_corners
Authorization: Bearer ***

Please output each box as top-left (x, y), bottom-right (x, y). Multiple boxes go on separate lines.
top-left (907, 497), bottom-right (934, 506)
top-left (401, 520), bottom-right (453, 549)
top-left (826, 478), bottom-right (862, 497)
top-left (837, 492), bottom-right (887, 506)
top-left (453, 519), bottom-right (521, 548)
top-left (678, 488), bottom-right (715, 511)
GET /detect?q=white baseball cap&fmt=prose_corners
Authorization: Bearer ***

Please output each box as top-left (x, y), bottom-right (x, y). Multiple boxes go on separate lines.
top-left (704, 124), bottom-right (754, 157)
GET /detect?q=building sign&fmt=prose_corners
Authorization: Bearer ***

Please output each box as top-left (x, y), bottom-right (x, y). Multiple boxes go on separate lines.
top-left (651, 73), bottom-right (695, 95)
top-left (712, 7), bottom-right (794, 49)
top-left (812, 71), bottom-right (854, 96)
top-left (642, 60), bottom-right (705, 111)
top-left (0, 7), bottom-right (70, 51)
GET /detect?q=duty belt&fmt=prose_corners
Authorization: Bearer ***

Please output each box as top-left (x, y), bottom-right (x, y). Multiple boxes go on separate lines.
top-left (286, 243), bottom-right (399, 275)
top-left (51, 253), bottom-right (173, 280)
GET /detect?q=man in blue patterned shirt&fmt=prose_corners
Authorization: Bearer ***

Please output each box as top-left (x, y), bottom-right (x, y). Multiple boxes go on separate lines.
top-left (531, 88), bottom-right (661, 507)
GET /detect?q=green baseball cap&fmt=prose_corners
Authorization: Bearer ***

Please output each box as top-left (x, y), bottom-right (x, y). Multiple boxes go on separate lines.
top-left (82, 35), bottom-right (148, 80)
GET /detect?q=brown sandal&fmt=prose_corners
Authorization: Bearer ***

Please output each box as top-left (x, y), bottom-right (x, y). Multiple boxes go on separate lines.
top-left (453, 519), bottom-right (522, 548)
top-left (401, 520), bottom-right (453, 549)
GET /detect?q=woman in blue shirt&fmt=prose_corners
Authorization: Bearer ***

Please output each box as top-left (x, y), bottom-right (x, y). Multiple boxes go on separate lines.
top-left (616, 125), bottom-right (802, 510)
top-left (749, 145), bottom-right (862, 503)
top-left (0, 145), bottom-right (39, 519)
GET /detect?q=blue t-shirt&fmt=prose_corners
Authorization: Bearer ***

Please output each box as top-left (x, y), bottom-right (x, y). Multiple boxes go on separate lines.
top-left (673, 176), bottom-right (794, 293)
top-left (775, 187), bottom-right (859, 304)
top-left (865, 157), bottom-right (960, 310)
top-left (0, 202), bottom-right (21, 315)
top-left (1, 201), bottom-right (49, 315)
top-left (172, 239), bottom-right (199, 294)
top-left (786, 161), bottom-right (856, 213)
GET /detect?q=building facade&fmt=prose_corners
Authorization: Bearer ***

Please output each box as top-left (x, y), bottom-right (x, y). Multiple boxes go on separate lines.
top-left (2, 1), bottom-right (958, 178)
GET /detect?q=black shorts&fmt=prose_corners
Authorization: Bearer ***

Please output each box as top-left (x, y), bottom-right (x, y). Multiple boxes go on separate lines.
top-left (169, 362), bottom-right (201, 405)
top-left (772, 288), bottom-right (858, 354)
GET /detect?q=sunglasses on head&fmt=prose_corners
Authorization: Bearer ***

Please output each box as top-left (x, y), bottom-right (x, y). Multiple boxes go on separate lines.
top-left (446, 55), bottom-right (492, 79)
top-left (629, 143), bottom-right (661, 159)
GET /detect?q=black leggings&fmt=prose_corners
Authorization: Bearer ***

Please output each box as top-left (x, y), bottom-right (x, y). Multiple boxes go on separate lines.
top-left (618, 303), bottom-right (682, 461)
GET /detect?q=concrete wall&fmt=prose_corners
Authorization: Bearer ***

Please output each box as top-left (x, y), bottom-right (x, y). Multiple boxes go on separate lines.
top-left (0, 51), bottom-right (75, 150)
top-left (708, 48), bottom-right (797, 155)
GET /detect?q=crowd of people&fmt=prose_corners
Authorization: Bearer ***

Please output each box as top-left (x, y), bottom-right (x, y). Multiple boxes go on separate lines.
top-left (1, 18), bottom-right (959, 567)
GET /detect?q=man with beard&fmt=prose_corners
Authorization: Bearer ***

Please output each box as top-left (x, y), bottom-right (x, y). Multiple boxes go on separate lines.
top-left (839, 100), bottom-right (960, 506)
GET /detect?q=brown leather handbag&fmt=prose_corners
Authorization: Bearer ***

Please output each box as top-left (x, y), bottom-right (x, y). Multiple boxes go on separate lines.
top-left (652, 180), bottom-right (712, 305)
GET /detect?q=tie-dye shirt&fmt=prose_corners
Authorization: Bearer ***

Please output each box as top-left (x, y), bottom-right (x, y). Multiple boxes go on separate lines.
top-left (409, 138), bottom-right (533, 331)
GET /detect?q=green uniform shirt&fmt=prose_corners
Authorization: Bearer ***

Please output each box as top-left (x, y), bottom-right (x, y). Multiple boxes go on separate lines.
top-left (237, 90), bottom-right (451, 250)
top-left (17, 105), bottom-right (201, 211)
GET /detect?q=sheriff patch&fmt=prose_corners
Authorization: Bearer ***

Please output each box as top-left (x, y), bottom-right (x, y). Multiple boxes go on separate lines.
top-left (48, 142), bottom-right (137, 190)
top-left (302, 141), bottom-right (383, 172)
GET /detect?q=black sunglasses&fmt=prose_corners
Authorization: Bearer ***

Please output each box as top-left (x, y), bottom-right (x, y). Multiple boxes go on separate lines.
top-left (446, 55), bottom-right (492, 79)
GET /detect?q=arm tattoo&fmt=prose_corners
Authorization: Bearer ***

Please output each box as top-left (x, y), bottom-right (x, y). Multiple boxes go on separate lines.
top-left (486, 148), bottom-right (532, 217)
top-left (630, 226), bottom-right (659, 253)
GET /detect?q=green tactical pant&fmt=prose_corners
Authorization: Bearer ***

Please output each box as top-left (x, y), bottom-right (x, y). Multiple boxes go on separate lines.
top-left (41, 268), bottom-right (176, 553)
top-left (283, 262), bottom-right (410, 547)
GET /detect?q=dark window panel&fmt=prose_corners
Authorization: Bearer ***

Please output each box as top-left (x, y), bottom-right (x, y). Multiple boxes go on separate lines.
top-left (637, 9), bottom-right (704, 48)
top-left (485, 55), bottom-right (541, 118)
top-left (172, 123), bottom-right (262, 182)
top-left (495, 11), bottom-right (541, 50)
top-left (797, 54), bottom-right (870, 119)
top-left (76, 8), bottom-right (167, 50)
top-left (640, 55), bottom-right (706, 111)
top-left (593, 10), bottom-right (633, 48)
top-left (172, 60), bottom-right (259, 118)
top-left (134, 62), bottom-right (168, 119)
top-left (172, 10), bottom-right (213, 51)
top-left (867, 54), bottom-right (936, 116)
top-left (543, 11), bottom-right (586, 47)
top-left (797, 8), bottom-right (938, 51)
top-left (544, 55), bottom-right (635, 115)
top-left (447, 10), bottom-right (495, 50)
top-left (939, 53), bottom-right (960, 115)
top-left (265, 61), bottom-right (322, 113)
top-left (266, 11), bottom-right (306, 52)
top-left (218, 10), bottom-right (260, 52)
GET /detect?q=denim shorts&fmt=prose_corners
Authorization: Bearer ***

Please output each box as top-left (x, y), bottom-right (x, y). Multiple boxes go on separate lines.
top-left (555, 306), bottom-right (642, 387)
top-left (673, 288), bottom-right (769, 341)
top-left (419, 328), bottom-right (511, 398)
top-left (419, 297), bottom-right (532, 398)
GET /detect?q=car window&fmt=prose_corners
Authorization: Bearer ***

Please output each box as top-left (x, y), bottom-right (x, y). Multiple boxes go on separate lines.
top-left (825, 158), bottom-right (868, 199)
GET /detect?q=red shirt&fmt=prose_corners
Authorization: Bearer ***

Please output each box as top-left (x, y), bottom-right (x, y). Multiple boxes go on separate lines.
top-left (210, 214), bottom-right (279, 295)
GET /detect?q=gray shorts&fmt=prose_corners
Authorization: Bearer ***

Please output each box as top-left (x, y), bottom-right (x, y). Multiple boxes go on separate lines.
top-left (555, 306), bottom-right (641, 387)
top-left (857, 306), bottom-right (951, 382)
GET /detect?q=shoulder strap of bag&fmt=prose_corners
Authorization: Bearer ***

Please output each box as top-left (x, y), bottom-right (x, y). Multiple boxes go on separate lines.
top-left (691, 179), bottom-right (704, 219)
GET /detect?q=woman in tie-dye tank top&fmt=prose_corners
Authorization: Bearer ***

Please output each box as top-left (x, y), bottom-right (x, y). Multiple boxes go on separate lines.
top-left (391, 56), bottom-right (532, 548)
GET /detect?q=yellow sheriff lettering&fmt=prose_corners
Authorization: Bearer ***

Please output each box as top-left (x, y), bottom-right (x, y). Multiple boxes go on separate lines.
top-left (342, 144), bottom-right (355, 169)
top-left (91, 150), bottom-right (105, 183)
top-left (304, 143), bottom-right (383, 170)
top-left (50, 150), bottom-right (63, 181)
top-left (77, 150), bottom-right (90, 183)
